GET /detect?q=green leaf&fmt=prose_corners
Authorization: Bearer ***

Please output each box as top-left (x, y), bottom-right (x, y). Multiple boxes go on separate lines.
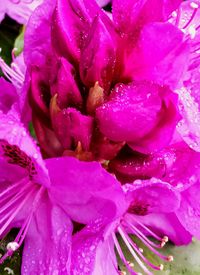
top-left (14, 26), bottom-right (25, 56)
top-left (29, 122), bottom-right (37, 139)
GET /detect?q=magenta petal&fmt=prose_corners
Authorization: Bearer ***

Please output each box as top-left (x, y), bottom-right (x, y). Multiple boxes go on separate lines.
top-left (109, 151), bottom-right (166, 182)
top-left (71, 224), bottom-right (103, 275)
top-left (24, 0), bottom-right (55, 67)
top-left (137, 213), bottom-right (192, 245)
top-left (68, 108), bottom-right (94, 150)
top-left (47, 156), bottom-right (126, 224)
top-left (124, 22), bottom-right (185, 83)
top-left (161, 142), bottom-right (200, 188)
top-left (128, 90), bottom-right (179, 154)
top-left (112, 0), bottom-right (162, 34)
top-left (80, 16), bottom-right (116, 91)
top-left (0, 78), bottom-right (17, 113)
top-left (71, 222), bottom-right (117, 275)
top-left (112, 0), bottom-right (181, 34)
top-left (96, 82), bottom-right (162, 142)
top-left (96, 81), bottom-right (178, 152)
top-left (92, 238), bottom-right (117, 275)
top-left (52, 0), bottom-right (109, 63)
top-left (176, 182), bottom-right (200, 239)
top-left (29, 68), bottom-right (50, 119)
top-left (52, 0), bottom-right (89, 62)
top-left (0, 112), bottom-right (50, 186)
top-left (125, 178), bottom-right (180, 214)
top-left (177, 87), bottom-right (200, 152)
top-left (51, 58), bottom-right (82, 109)
top-left (51, 106), bottom-right (93, 151)
top-left (22, 197), bottom-right (72, 275)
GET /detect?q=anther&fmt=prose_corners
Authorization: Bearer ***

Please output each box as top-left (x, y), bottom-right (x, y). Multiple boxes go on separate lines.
top-left (160, 241), bottom-right (166, 248)
top-left (6, 242), bottom-right (19, 251)
top-left (190, 2), bottom-right (199, 9)
top-left (167, 255), bottom-right (174, 262)
top-left (127, 261), bottom-right (134, 268)
top-left (162, 236), bottom-right (168, 243)
top-left (159, 264), bottom-right (164, 270)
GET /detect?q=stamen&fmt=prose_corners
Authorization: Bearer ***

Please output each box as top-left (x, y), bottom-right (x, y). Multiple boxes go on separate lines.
top-left (128, 216), bottom-right (163, 242)
top-left (175, 7), bottom-right (182, 27)
top-left (182, 4), bottom-right (198, 29)
top-left (0, 178), bottom-right (28, 200)
top-left (190, 2), bottom-right (199, 9)
top-left (188, 25), bottom-right (196, 39)
top-left (0, 182), bottom-right (33, 214)
top-left (0, 186), bottom-right (45, 264)
top-left (112, 214), bottom-right (174, 274)
top-left (112, 233), bottom-right (138, 275)
top-left (0, 188), bottom-right (35, 237)
top-left (124, 219), bottom-right (167, 249)
top-left (0, 56), bottom-right (24, 86)
top-left (120, 226), bottom-right (165, 272)
top-left (118, 226), bottom-right (153, 275)
top-left (6, 242), bottom-right (19, 251)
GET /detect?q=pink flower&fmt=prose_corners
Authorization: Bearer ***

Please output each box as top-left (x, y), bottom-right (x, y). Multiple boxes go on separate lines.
top-left (0, 108), bottom-right (124, 274)
top-left (23, 0), bottom-right (184, 161)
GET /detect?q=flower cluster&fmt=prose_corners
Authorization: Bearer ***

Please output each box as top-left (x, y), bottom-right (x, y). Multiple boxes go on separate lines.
top-left (0, 0), bottom-right (200, 274)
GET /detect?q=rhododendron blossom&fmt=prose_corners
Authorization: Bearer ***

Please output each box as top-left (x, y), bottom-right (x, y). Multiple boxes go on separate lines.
top-left (0, 107), bottom-right (125, 274)
top-left (1, 0), bottom-right (200, 274)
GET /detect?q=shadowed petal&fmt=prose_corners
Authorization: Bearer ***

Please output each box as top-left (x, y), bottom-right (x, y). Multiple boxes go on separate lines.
top-left (51, 58), bottom-right (82, 109)
top-left (50, 101), bottom-right (93, 151)
top-left (80, 16), bottom-right (116, 91)
top-left (0, 78), bottom-right (18, 113)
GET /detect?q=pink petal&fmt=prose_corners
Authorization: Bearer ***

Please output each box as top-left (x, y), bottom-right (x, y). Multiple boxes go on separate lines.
top-left (24, 0), bottom-right (55, 67)
top-left (50, 103), bottom-right (93, 151)
top-left (0, 112), bottom-right (50, 187)
top-left (112, 0), bottom-right (181, 35)
top-left (22, 197), bottom-right (72, 275)
top-left (124, 22), bottom-right (188, 89)
top-left (96, 81), bottom-right (178, 153)
top-left (51, 58), bottom-right (82, 109)
top-left (71, 222), bottom-right (117, 275)
top-left (176, 182), bottom-right (200, 239)
top-left (0, 78), bottom-right (17, 113)
top-left (47, 156), bottom-right (126, 224)
top-left (80, 16), bottom-right (116, 91)
top-left (136, 213), bottom-right (192, 245)
top-left (125, 178), bottom-right (180, 215)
